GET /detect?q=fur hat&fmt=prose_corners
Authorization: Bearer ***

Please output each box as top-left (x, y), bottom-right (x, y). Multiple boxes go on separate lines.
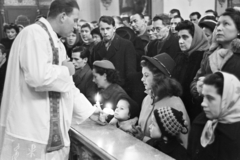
top-left (154, 106), bottom-right (188, 137)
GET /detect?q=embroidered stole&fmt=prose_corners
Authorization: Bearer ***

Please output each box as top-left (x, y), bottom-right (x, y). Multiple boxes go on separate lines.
top-left (36, 21), bottom-right (64, 152)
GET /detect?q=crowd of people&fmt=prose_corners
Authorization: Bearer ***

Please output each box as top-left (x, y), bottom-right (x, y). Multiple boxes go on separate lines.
top-left (0, 0), bottom-right (240, 159)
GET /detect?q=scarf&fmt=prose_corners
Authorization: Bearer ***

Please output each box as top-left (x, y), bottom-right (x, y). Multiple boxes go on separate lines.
top-left (104, 33), bottom-right (115, 51)
top-left (187, 23), bottom-right (209, 55)
top-left (209, 47), bottom-right (233, 73)
top-left (201, 72), bottom-right (240, 147)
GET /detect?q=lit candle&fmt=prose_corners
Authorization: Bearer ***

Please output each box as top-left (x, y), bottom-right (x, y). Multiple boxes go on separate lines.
top-left (95, 92), bottom-right (101, 109)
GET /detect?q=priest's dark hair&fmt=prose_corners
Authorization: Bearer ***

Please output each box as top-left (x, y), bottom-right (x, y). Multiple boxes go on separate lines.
top-left (48, 0), bottom-right (79, 18)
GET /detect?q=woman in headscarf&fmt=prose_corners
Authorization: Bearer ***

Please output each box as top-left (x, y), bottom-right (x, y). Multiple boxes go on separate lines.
top-left (133, 53), bottom-right (190, 149)
top-left (172, 20), bottom-right (209, 121)
top-left (63, 27), bottom-right (81, 58)
top-left (188, 72), bottom-right (240, 160)
top-left (190, 8), bottom-right (240, 121)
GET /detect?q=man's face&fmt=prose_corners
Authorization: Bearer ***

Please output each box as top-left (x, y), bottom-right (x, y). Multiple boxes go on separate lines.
top-left (170, 18), bottom-right (181, 33)
top-left (72, 52), bottom-right (86, 69)
top-left (153, 20), bottom-right (168, 40)
top-left (190, 15), bottom-right (199, 24)
top-left (60, 8), bottom-right (79, 37)
top-left (146, 25), bottom-right (157, 41)
top-left (99, 21), bottom-right (115, 42)
top-left (130, 14), bottom-right (145, 33)
top-left (201, 84), bottom-right (222, 119)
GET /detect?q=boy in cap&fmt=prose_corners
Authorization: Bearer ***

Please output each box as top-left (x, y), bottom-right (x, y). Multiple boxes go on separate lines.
top-left (147, 106), bottom-right (189, 160)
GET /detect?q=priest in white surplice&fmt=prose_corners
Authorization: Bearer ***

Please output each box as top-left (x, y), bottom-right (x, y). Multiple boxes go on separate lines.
top-left (0, 0), bottom-right (99, 159)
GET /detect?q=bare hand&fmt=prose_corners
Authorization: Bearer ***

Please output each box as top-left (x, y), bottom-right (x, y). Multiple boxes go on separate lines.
top-left (62, 59), bottom-right (75, 76)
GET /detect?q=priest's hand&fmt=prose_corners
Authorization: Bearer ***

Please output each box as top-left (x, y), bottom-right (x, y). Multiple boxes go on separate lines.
top-left (62, 59), bottom-right (75, 76)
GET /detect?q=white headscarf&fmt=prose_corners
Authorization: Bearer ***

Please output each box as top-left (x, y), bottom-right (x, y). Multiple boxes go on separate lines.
top-left (201, 72), bottom-right (240, 147)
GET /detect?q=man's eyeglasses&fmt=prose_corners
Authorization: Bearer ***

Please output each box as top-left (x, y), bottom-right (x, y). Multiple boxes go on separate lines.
top-left (152, 27), bottom-right (164, 32)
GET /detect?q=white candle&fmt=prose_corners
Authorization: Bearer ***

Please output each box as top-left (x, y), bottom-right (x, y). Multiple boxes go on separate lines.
top-left (95, 93), bottom-right (101, 109)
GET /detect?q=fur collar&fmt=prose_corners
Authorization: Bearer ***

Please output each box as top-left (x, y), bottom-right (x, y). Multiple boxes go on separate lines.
top-left (210, 38), bottom-right (240, 53)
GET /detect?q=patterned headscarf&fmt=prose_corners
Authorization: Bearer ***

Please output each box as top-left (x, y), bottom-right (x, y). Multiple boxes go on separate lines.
top-left (201, 72), bottom-right (240, 147)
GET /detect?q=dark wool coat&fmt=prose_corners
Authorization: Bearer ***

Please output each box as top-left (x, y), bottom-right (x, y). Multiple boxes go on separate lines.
top-left (92, 34), bottom-right (137, 85)
top-left (0, 38), bottom-right (14, 54)
top-left (146, 33), bottom-right (181, 60)
top-left (147, 138), bottom-right (189, 160)
top-left (73, 64), bottom-right (97, 104)
top-left (188, 112), bottom-right (240, 160)
top-left (172, 50), bottom-right (205, 121)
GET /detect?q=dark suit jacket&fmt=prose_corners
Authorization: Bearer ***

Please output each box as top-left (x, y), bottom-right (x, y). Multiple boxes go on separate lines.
top-left (92, 34), bottom-right (137, 84)
top-left (73, 64), bottom-right (97, 104)
top-left (146, 32), bottom-right (181, 60)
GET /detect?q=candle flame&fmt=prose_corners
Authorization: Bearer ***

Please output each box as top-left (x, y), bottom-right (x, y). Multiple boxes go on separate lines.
top-left (95, 92), bottom-right (100, 102)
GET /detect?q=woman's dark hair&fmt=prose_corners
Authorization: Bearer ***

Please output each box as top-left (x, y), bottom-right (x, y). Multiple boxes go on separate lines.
top-left (203, 72), bottom-right (224, 96)
top-left (141, 60), bottom-right (182, 100)
top-left (93, 65), bottom-right (122, 84)
top-left (48, 0), bottom-right (79, 18)
top-left (3, 23), bottom-right (19, 34)
top-left (221, 8), bottom-right (240, 38)
top-left (72, 46), bottom-right (90, 59)
top-left (99, 16), bottom-right (115, 27)
top-left (175, 20), bottom-right (195, 37)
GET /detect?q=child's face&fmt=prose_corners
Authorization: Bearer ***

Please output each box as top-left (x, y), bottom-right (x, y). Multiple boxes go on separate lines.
top-left (114, 99), bottom-right (130, 121)
top-left (149, 115), bottom-right (162, 138)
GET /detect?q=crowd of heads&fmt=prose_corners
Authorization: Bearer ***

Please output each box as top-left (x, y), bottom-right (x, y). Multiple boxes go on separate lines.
top-left (2, 2), bottom-right (240, 159)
